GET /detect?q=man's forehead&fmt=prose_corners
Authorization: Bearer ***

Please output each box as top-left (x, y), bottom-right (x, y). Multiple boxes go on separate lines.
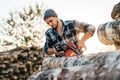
top-left (45, 17), bottom-right (55, 22)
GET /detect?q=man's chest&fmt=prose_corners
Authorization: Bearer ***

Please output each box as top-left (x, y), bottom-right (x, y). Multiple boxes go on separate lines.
top-left (50, 28), bottom-right (76, 44)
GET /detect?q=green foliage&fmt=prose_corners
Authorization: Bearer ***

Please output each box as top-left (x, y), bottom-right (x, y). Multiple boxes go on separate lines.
top-left (0, 2), bottom-right (48, 51)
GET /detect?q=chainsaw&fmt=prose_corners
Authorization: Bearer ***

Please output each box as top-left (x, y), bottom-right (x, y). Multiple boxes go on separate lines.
top-left (54, 41), bottom-right (84, 57)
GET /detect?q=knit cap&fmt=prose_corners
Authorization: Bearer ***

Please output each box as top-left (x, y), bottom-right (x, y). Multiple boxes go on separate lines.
top-left (43, 9), bottom-right (58, 20)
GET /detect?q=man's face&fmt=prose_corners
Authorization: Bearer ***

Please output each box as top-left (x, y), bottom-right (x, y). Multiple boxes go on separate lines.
top-left (45, 17), bottom-right (58, 28)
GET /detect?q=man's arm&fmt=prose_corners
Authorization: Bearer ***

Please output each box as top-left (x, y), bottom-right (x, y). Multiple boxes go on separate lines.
top-left (44, 39), bottom-right (58, 55)
top-left (78, 32), bottom-right (92, 49)
top-left (47, 48), bottom-right (58, 55)
top-left (43, 31), bottom-right (58, 56)
top-left (74, 20), bottom-right (95, 49)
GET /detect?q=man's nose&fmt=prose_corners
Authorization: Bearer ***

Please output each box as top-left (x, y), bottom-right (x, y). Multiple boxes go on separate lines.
top-left (49, 22), bottom-right (52, 26)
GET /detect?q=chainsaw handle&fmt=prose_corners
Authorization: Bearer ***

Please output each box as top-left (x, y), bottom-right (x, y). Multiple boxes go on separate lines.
top-left (75, 40), bottom-right (87, 50)
top-left (80, 46), bottom-right (87, 52)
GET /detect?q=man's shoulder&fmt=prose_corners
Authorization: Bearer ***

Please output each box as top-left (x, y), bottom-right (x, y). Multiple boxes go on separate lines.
top-left (64, 20), bottom-right (74, 23)
top-left (45, 28), bottom-right (53, 34)
top-left (63, 20), bottom-right (77, 25)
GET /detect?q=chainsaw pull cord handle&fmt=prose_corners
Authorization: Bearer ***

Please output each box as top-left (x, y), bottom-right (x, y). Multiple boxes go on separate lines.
top-left (74, 41), bottom-right (87, 55)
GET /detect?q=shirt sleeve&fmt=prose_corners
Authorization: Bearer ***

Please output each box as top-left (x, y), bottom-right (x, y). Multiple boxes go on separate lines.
top-left (43, 32), bottom-right (53, 54)
top-left (74, 20), bottom-right (95, 36)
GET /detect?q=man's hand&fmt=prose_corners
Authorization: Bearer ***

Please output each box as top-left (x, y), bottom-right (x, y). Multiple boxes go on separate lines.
top-left (47, 48), bottom-right (58, 55)
top-left (78, 32), bottom-right (92, 49)
top-left (78, 40), bottom-right (85, 49)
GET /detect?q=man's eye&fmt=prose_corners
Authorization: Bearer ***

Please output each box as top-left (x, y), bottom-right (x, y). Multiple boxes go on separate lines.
top-left (49, 20), bottom-right (52, 22)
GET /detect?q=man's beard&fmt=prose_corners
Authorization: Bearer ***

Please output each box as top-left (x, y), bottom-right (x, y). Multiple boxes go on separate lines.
top-left (54, 20), bottom-right (59, 30)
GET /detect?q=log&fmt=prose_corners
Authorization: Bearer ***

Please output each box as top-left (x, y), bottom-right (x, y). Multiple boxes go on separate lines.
top-left (29, 51), bottom-right (120, 80)
top-left (0, 46), bottom-right (43, 80)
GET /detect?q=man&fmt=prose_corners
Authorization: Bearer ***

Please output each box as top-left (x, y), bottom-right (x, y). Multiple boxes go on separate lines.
top-left (43, 9), bottom-right (95, 57)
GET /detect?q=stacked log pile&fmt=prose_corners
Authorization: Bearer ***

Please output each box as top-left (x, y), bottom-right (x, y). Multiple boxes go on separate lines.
top-left (1, 45), bottom-right (120, 80)
top-left (0, 47), bottom-right (44, 80)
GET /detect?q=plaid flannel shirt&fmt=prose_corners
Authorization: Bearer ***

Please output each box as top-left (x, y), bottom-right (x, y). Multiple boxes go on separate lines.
top-left (43, 20), bottom-right (95, 55)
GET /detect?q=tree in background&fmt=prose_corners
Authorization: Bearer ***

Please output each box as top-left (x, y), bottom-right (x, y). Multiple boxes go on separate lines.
top-left (0, 2), bottom-right (48, 52)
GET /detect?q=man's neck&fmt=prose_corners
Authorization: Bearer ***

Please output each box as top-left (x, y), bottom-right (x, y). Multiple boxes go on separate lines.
top-left (56, 20), bottom-right (63, 36)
